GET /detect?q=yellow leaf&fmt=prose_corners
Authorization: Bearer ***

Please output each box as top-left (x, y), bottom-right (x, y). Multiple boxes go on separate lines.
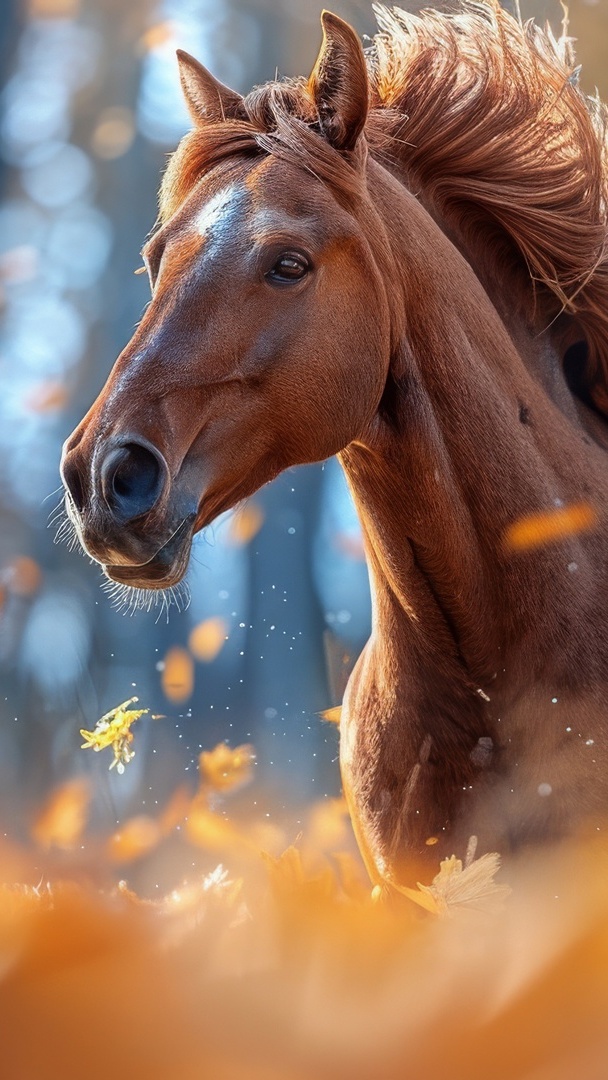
top-left (107, 816), bottom-right (161, 863)
top-left (185, 804), bottom-right (253, 854)
top-left (188, 618), bottom-right (228, 662)
top-left (158, 785), bottom-right (192, 835)
top-left (31, 779), bottom-right (90, 850)
top-left (80, 697), bottom-right (158, 773)
top-left (319, 706), bottom-right (342, 725)
top-left (161, 647), bottom-right (194, 703)
top-left (199, 743), bottom-right (256, 794)
top-left (421, 852), bottom-right (511, 916)
top-left (228, 503), bottom-right (264, 545)
top-left (503, 501), bottom-right (598, 552)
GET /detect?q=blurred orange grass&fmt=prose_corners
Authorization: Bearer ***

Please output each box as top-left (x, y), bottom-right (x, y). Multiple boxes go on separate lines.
top-left (18, 720), bottom-right (608, 1079)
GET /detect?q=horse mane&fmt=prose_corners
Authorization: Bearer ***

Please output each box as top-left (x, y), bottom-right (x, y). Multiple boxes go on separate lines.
top-left (160, 1), bottom-right (608, 414)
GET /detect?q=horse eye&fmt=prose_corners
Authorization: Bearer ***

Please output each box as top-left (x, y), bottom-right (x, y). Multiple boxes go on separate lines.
top-left (266, 252), bottom-right (310, 284)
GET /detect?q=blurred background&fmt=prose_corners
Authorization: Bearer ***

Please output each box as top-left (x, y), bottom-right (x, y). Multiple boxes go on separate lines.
top-left (0, 0), bottom-right (606, 851)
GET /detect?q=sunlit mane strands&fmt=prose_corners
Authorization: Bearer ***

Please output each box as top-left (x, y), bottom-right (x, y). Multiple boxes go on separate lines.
top-left (367, 1), bottom-right (608, 412)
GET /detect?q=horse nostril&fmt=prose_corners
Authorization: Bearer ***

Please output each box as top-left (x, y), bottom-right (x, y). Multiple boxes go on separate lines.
top-left (61, 457), bottom-right (86, 513)
top-left (101, 441), bottom-right (166, 521)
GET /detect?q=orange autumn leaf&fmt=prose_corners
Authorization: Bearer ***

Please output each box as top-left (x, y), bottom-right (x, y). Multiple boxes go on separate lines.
top-left (199, 743), bottom-right (256, 794)
top-left (262, 845), bottom-right (338, 904)
top-left (188, 617), bottom-right (228, 662)
top-left (503, 502), bottom-right (598, 552)
top-left (392, 850), bottom-right (511, 917)
top-left (91, 108), bottom-right (135, 160)
top-left (107, 816), bottom-right (162, 863)
top-left (304, 797), bottom-right (350, 853)
top-left (319, 705), bottom-right (342, 725)
top-left (27, 0), bottom-right (80, 15)
top-left (161, 646), bottom-right (194, 703)
top-left (158, 785), bottom-right (192, 835)
top-left (185, 804), bottom-right (254, 854)
top-left (6, 556), bottom-right (42, 597)
top-left (138, 21), bottom-right (174, 53)
top-left (26, 381), bottom-right (69, 414)
top-left (32, 778), bottom-right (90, 850)
top-left (228, 502), bottom-right (264, 545)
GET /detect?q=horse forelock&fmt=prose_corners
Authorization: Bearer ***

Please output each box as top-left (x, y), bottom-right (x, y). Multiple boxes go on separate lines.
top-left (158, 77), bottom-right (365, 225)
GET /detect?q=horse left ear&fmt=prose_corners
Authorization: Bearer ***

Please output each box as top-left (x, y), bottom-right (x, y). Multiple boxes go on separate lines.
top-left (308, 11), bottom-right (369, 152)
top-left (177, 50), bottom-right (244, 124)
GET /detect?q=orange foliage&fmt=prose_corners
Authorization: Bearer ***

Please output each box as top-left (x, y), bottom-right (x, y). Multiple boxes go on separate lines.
top-left (25, 381), bottom-right (69, 414)
top-left (228, 502), bottom-right (264, 545)
top-left (6, 555), bottom-right (42, 597)
top-left (503, 501), bottom-right (598, 552)
top-left (4, 738), bottom-right (608, 1079)
top-left (161, 646), bottom-right (194, 703)
top-left (199, 743), bottom-right (256, 794)
top-left (107, 815), bottom-right (162, 863)
top-left (188, 617), bottom-right (228, 662)
top-left (31, 778), bottom-right (90, 850)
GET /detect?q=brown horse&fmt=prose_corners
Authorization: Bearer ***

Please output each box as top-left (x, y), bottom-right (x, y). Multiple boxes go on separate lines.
top-left (61, 3), bottom-right (608, 882)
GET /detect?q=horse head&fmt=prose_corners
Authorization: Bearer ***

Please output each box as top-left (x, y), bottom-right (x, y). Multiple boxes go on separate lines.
top-left (61, 14), bottom-right (392, 591)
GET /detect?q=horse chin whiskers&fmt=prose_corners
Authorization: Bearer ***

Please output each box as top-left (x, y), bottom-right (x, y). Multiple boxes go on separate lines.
top-left (100, 575), bottom-right (191, 621)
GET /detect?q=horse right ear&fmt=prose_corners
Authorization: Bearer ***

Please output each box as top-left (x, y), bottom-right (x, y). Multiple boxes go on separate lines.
top-left (176, 50), bottom-right (244, 124)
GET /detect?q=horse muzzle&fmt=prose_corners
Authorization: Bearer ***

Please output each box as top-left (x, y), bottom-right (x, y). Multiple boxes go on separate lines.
top-left (61, 434), bottom-right (196, 588)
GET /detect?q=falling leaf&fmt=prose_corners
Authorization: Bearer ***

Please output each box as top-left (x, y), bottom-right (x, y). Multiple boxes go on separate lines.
top-left (262, 845), bottom-right (337, 905)
top-left (161, 647), bottom-right (194, 703)
top-left (395, 851), bottom-right (511, 917)
top-left (138, 21), bottom-right (175, 53)
top-left (319, 706), bottom-right (342, 725)
top-left (199, 743), bottom-right (256, 794)
top-left (304, 797), bottom-right (350, 853)
top-left (228, 503), bottom-right (264, 545)
top-left (158, 785), bottom-right (192, 835)
top-left (31, 779), bottom-right (90, 850)
top-left (188, 618), bottom-right (228, 662)
top-left (80, 697), bottom-right (149, 773)
top-left (5, 556), bottom-right (42, 597)
top-left (91, 107), bottom-right (135, 160)
top-left (107, 816), bottom-right (162, 863)
top-left (503, 502), bottom-right (598, 552)
top-left (333, 531), bottom-right (366, 560)
top-left (185, 804), bottom-right (254, 855)
top-left (27, 0), bottom-right (80, 14)
top-left (25, 382), bottom-right (69, 414)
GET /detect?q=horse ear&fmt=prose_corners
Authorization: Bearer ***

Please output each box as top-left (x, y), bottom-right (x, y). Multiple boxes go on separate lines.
top-left (176, 50), bottom-right (244, 124)
top-left (308, 11), bottom-right (368, 152)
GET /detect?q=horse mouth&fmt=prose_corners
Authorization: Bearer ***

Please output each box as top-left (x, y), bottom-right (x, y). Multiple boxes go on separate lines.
top-left (103, 515), bottom-right (195, 590)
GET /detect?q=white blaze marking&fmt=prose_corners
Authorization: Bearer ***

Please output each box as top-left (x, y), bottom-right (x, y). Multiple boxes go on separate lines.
top-left (195, 184), bottom-right (240, 242)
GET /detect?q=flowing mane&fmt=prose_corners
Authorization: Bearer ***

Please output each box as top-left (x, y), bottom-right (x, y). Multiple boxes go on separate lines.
top-left (160, 0), bottom-right (608, 413)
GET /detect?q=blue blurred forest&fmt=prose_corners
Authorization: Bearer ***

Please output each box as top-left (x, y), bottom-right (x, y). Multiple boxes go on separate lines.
top-left (0, 0), bottom-right (606, 846)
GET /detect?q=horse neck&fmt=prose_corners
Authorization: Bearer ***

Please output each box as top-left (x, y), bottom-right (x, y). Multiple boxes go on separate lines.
top-left (340, 161), bottom-right (608, 693)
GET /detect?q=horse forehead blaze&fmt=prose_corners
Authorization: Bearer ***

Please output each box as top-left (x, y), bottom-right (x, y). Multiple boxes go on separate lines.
top-left (192, 182), bottom-right (245, 242)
